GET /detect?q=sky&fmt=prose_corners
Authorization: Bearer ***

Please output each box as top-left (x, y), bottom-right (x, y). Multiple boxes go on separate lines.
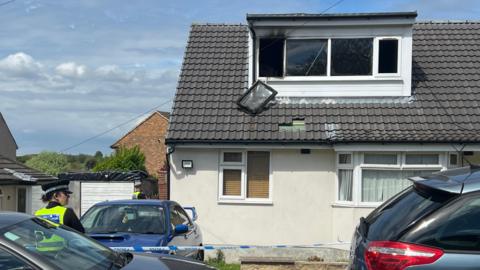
top-left (1, 0), bottom-right (479, 156)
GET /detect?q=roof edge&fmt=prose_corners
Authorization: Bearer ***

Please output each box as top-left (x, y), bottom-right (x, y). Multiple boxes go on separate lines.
top-left (247, 11), bottom-right (418, 21)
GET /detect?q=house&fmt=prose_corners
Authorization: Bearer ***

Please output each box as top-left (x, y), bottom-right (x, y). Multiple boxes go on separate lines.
top-left (0, 113), bottom-right (57, 214)
top-left (111, 111), bottom-right (170, 199)
top-left (0, 112), bottom-right (17, 160)
top-left (165, 12), bottom-right (480, 248)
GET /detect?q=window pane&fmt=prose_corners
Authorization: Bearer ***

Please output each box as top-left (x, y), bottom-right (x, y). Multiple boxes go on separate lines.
top-left (247, 151), bottom-right (270, 198)
top-left (449, 154), bottom-right (458, 166)
top-left (0, 248), bottom-right (29, 269)
top-left (338, 169), bottom-right (353, 201)
top-left (286, 39), bottom-right (327, 76)
top-left (259, 38), bottom-right (284, 77)
top-left (364, 154), bottom-right (397, 165)
top-left (405, 154), bottom-right (439, 165)
top-left (402, 196), bottom-right (480, 251)
top-left (223, 152), bottom-right (242, 163)
top-left (223, 169), bottom-right (241, 196)
top-left (339, 154), bottom-right (352, 164)
top-left (331, 38), bottom-right (373, 76)
top-left (362, 170), bottom-right (437, 202)
top-left (379, 39), bottom-right (398, 73)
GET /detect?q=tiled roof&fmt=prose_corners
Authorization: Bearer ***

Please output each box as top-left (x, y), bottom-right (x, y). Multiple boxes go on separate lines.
top-left (0, 156), bottom-right (57, 185)
top-left (167, 22), bottom-right (480, 144)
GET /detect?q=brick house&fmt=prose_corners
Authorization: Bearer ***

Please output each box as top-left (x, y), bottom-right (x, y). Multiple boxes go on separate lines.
top-left (111, 111), bottom-right (170, 199)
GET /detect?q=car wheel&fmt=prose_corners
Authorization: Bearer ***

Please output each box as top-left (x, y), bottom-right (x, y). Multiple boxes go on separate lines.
top-left (196, 245), bottom-right (204, 261)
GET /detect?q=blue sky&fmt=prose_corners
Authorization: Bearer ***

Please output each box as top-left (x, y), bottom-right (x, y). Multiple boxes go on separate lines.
top-left (1, 0), bottom-right (479, 155)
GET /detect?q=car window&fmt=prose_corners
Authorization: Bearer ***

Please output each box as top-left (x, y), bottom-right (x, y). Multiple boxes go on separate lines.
top-left (170, 205), bottom-right (192, 227)
top-left (401, 192), bottom-right (480, 251)
top-left (81, 204), bottom-right (166, 234)
top-left (0, 247), bottom-right (32, 270)
top-left (1, 218), bottom-right (116, 270)
top-left (365, 186), bottom-right (455, 241)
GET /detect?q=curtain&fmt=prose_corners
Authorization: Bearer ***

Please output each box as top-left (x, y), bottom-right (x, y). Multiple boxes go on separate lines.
top-left (362, 170), bottom-right (437, 202)
top-left (338, 169), bottom-right (353, 201)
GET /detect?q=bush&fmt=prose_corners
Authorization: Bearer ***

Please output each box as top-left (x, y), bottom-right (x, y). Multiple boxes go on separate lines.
top-left (93, 146), bottom-right (146, 172)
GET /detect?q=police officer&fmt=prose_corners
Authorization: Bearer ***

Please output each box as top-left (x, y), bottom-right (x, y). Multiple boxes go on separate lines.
top-left (132, 182), bottom-right (146, 199)
top-left (35, 180), bottom-right (85, 233)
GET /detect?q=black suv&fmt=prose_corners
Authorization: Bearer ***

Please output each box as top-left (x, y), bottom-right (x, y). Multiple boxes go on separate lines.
top-left (349, 165), bottom-right (480, 270)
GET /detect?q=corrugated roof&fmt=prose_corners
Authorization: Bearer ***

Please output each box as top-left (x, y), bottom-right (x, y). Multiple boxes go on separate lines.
top-left (167, 22), bottom-right (480, 144)
top-left (0, 156), bottom-right (57, 185)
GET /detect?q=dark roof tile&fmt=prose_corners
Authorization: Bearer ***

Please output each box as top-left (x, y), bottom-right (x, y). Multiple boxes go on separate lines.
top-left (167, 22), bottom-right (480, 143)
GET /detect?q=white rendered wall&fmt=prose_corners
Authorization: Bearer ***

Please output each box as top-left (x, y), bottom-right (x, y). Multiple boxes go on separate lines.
top-left (170, 148), bottom-right (368, 246)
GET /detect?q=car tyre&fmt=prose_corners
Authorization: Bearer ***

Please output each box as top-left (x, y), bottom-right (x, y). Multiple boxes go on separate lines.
top-left (196, 245), bottom-right (204, 261)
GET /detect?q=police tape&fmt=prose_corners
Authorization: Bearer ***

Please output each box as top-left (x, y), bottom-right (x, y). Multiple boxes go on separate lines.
top-left (110, 242), bottom-right (350, 252)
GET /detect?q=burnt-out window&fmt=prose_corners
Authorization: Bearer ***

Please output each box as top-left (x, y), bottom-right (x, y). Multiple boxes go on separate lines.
top-left (286, 39), bottom-right (327, 76)
top-left (259, 38), bottom-right (284, 77)
top-left (331, 38), bottom-right (373, 76)
top-left (378, 39), bottom-right (398, 73)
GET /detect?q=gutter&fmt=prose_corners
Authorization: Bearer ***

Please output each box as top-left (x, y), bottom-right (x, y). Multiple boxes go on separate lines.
top-left (165, 145), bottom-right (175, 200)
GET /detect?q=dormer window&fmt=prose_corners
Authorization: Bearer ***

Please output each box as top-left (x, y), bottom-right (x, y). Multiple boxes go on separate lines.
top-left (248, 12), bottom-right (415, 97)
top-left (258, 37), bottom-right (399, 78)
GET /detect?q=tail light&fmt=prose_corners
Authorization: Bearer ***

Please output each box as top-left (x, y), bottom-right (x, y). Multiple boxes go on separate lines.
top-left (365, 241), bottom-right (443, 270)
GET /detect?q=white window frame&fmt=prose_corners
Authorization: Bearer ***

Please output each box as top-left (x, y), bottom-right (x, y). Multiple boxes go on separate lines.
top-left (257, 36), bottom-right (402, 80)
top-left (218, 150), bottom-right (273, 204)
top-left (448, 152), bottom-right (460, 168)
top-left (374, 37), bottom-right (402, 77)
top-left (335, 152), bottom-right (447, 207)
top-left (336, 152), bottom-right (354, 204)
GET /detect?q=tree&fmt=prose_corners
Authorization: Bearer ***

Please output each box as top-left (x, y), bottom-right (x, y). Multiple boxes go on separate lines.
top-left (93, 146), bottom-right (146, 172)
top-left (25, 151), bottom-right (69, 176)
top-left (94, 151), bottom-right (103, 160)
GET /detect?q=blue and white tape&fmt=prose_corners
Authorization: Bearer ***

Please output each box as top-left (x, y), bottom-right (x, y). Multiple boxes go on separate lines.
top-left (111, 242), bottom-right (349, 252)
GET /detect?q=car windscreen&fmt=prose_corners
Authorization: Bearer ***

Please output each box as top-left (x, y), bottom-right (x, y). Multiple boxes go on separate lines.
top-left (0, 218), bottom-right (117, 270)
top-left (81, 204), bottom-right (166, 234)
top-left (365, 186), bottom-right (456, 241)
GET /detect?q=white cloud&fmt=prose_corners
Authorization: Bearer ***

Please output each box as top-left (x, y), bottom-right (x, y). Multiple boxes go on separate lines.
top-left (95, 65), bottom-right (136, 82)
top-left (55, 62), bottom-right (87, 78)
top-left (0, 52), bottom-right (43, 78)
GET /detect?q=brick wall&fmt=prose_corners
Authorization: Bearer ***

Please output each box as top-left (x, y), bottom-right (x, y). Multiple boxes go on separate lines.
top-left (112, 112), bottom-right (169, 198)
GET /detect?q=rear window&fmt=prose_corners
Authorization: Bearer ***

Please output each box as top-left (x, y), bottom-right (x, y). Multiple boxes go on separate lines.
top-left (365, 186), bottom-right (455, 241)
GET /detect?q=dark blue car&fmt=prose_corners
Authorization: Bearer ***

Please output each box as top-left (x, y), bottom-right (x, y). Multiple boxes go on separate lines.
top-left (80, 200), bottom-right (204, 261)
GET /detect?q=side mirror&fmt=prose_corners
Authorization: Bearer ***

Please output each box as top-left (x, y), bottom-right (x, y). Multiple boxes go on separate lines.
top-left (183, 206), bottom-right (198, 222)
top-left (174, 224), bottom-right (189, 234)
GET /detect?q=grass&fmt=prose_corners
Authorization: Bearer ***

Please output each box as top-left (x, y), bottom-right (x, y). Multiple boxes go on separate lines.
top-left (206, 261), bottom-right (240, 270)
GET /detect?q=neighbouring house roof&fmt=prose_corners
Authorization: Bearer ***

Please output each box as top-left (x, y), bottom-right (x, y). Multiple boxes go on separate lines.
top-left (166, 21), bottom-right (480, 145)
top-left (111, 111), bottom-right (170, 149)
top-left (0, 113), bottom-right (18, 150)
top-left (0, 155), bottom-right (57, 185)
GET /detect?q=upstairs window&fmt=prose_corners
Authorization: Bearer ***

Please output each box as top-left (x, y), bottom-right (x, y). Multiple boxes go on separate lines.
top-left (331, 38), bottom-right (373, 76)
top-left (259, 38), bottom-right (284, 77)
top-left (258, 37), bottom-right (399, 78)
top-left (378, 39), bottom-right (399, 74)
top-left (286, 39), bottom-right (327, 76)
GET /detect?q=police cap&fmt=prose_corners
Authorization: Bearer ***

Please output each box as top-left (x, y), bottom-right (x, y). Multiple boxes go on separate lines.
top-left (41, 180), bottom-right (72, 195)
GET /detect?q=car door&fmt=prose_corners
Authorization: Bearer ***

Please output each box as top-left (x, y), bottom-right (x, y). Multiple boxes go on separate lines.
top-left (400, 191), bottom-right (480, 269)
top-left (168, 204), bottom-right (199, 257)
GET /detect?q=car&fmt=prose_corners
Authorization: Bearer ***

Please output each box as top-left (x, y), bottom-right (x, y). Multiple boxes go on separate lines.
top-left (0, 212), bottom-right (214, 270)
top-left (349, 165), bottom-right (480, 270)
top-left (80, 199), bottom-right (204, 260)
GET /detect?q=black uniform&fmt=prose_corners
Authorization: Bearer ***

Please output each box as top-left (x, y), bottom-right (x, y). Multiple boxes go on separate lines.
top-left (45, 201), bottom-right (85, 233)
